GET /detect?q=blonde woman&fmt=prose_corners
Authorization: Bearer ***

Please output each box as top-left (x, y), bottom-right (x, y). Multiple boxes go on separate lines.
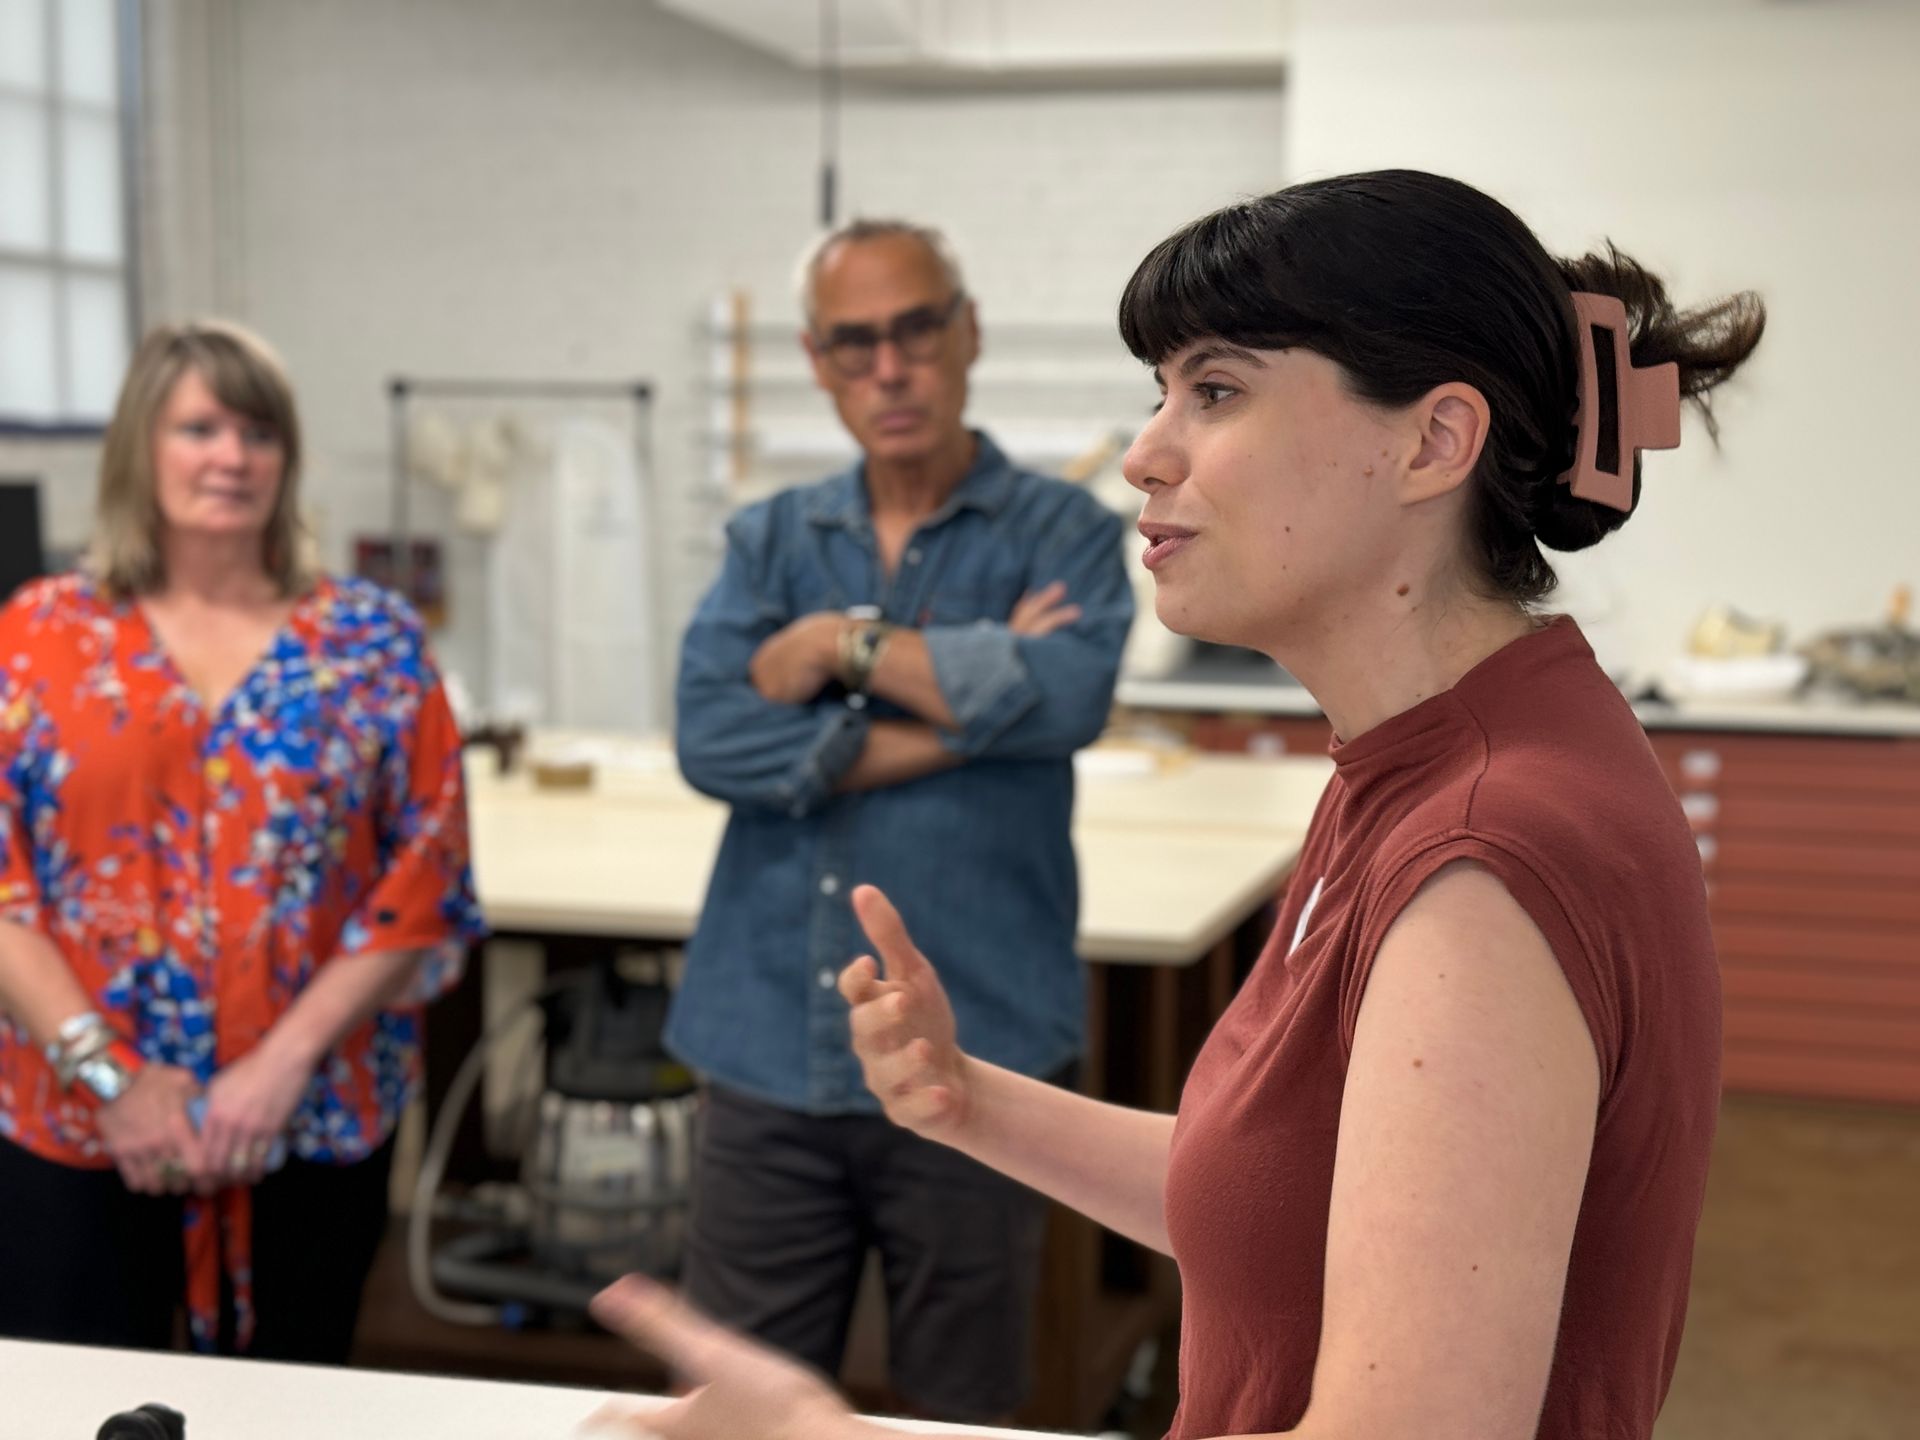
top-left (0, 321), bottom-right (484, 1359)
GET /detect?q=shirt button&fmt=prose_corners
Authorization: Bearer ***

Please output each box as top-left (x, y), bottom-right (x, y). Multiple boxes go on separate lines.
top-left (817, 968), bottom-right (836, 989)
top-left (905, 547), bottom-right (922, 564)
top-left (847, 692), bottom-right (867, 711)
top-left (819, 874), bottom-right (840, 896)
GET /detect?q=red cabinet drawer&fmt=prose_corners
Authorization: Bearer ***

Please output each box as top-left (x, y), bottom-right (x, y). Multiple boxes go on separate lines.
top-left (1711, 879), bottom-right (1919, 927)
top-left (1651, 733), bottom-right (1920, 800)
top-left (1714, 919), bottom-right (1918, 974)
top-left (1721, 1047), bottom-right (1920, 1107)
top-left (1720, 963), bottom-right (1920, 1012)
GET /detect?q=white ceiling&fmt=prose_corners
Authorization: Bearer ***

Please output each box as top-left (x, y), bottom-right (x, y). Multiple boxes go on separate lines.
top-left (652, 0), bottom-right (1291, 82)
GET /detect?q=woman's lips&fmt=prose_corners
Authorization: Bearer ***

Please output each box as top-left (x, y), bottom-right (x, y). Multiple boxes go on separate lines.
top-left (1139, 523), bottom-right (1197, 572)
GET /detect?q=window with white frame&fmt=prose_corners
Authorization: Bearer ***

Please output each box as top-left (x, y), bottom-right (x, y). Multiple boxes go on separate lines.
top-left (0, 0), bottom-right (135, 430)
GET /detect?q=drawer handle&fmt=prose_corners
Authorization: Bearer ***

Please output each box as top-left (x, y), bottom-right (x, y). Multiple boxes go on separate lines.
top-left (1681, 749), bottom-right (1723, 781)
top-left (1681, 793), bottom-right (1720, 823)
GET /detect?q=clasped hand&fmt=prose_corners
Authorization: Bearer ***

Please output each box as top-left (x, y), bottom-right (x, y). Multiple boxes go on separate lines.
top-left (95, 1040), bottom-right (311, 1195)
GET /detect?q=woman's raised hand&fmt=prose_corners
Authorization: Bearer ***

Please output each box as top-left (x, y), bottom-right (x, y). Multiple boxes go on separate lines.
top-left (839, 885), bottom-right (972, 1141)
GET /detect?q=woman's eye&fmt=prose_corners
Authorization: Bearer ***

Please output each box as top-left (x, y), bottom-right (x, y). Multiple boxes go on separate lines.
top-left (1195, 382), bottom-right (1235, 407)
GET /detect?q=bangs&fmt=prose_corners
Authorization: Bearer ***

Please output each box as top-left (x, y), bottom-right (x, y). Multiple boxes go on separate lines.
top-left (183, 329), bottom-right (296, 440)
top-left (1117, 197), bottom-right (1326, 367)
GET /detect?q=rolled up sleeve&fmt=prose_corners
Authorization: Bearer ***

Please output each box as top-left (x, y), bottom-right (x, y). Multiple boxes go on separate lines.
top-left (925, 494), bottom-right (1132, 761)
top-left (337, 676), bottom-right (487, 1003)
top-left (676, 509), bottom-right (871, 818)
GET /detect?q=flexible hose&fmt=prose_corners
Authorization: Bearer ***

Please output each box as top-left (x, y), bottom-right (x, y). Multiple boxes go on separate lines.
top-left (407, 985), bottom-right (559, 1326)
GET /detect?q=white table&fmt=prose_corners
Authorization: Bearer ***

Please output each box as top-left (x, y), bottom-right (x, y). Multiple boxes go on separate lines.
top-left (434, 737), bottom-right (1332, 1429)
top-left (0, 1339), bottom-right (1080, 1439)
top-left (466, 740), bottom-right (1332, 966)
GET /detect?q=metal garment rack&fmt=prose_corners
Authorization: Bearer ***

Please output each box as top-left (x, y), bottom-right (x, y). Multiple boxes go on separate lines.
top-left (387, 376), bottom-right (655, 594)
top-left (386, 377), bottom-right (658, 723)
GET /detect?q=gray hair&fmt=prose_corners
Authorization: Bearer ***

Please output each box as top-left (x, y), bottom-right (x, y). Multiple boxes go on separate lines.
top-left (795, 218), bottom-right (967, 327)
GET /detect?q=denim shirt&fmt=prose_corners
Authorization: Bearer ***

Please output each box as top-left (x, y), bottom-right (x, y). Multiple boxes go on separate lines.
top-left (666, 433), bottom-right (1134, 1114)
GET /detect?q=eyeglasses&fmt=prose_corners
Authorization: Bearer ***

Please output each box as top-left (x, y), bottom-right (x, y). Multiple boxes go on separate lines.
top-left (812, 293), bottom-right (967, 379)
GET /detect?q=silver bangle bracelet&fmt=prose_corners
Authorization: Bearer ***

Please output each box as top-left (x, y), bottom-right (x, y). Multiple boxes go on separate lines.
top-left (46, 1013), bottom-right (115, 1089)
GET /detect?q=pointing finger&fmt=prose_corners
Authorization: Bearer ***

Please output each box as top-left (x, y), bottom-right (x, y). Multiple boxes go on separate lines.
top-left (591, 1276), bottom-right (739, 1384)
top-left (851, 886), bottom-right (934, 986)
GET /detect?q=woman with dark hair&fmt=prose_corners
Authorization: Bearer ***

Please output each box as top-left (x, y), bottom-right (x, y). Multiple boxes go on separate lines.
top-left (0, 321), bottom-right (485, 1361)
top-left (589, 171), bottom-right (1764, 1440)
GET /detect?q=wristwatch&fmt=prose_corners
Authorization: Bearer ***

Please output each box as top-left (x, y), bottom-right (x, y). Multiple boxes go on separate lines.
top-left (838, 606), bottom-right (895, 694)
top-left (74, 1045), bottom-right (140, 1106)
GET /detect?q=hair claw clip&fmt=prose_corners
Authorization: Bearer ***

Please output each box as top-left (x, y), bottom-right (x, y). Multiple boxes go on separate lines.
top-left (1557, 291), bottom-right (1682, 512)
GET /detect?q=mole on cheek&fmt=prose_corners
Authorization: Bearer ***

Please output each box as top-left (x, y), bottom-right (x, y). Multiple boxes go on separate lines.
top-left (1396, 583), bottom-right (1411, 597)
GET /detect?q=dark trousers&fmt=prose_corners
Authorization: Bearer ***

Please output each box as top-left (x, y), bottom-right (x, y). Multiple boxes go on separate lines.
top-left (0, 1133), bottom-right (392, 1363)
top-left (681, 1081), bottom-right (1060, 1423)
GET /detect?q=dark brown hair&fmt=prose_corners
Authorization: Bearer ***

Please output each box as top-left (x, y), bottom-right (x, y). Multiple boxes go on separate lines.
top-left (1118, 170), bottom-right (1766, 603)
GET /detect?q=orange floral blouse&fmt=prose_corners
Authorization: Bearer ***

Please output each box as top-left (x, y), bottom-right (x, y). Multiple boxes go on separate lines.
top-left (0, 571), bottom-right (485, 1349)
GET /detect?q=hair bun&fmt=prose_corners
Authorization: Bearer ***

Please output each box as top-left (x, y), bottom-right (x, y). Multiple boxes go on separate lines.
top-left (1528, 467), bottom-right (1635, 553)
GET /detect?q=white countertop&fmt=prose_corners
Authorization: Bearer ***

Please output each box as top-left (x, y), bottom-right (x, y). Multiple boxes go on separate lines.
top-left (0, 1339), bottom-right (1080, 1440)
top-left (1117, 675), bottom-right (1920, 738)
top-left (469, 739), bottom-right (1331, 968)
top-left (1629, 697), bottom-right (1920, 737)
top-left (1116, 674), bottom-right (1323, 717)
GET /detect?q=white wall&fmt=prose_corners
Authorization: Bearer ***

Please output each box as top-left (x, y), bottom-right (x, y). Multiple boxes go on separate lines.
top-left (1287, 0), bottom-right (1920, 683)
top-left (12, 0), bottom-right (1283, 719)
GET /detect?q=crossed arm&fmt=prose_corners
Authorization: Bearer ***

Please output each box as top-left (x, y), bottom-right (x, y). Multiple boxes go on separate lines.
top-left (741, 584), bottom-right (1087, 795)
top-left (675, 508), bottom-right (1131, 815)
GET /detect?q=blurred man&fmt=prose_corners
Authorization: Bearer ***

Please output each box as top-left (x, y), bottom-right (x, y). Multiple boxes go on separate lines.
top-left (666, 219), bottom-right (1131, 1422)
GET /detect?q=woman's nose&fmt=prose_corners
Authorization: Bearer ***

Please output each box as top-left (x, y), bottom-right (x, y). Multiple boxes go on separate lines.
top-left (210, 427), bottom-right (248, 468)
top-left (1123, 411), bottom-right (1184, 494)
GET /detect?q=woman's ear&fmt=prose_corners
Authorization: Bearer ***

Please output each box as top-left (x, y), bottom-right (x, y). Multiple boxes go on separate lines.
top-left (1402, 382), bottom-right (1490, 504)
